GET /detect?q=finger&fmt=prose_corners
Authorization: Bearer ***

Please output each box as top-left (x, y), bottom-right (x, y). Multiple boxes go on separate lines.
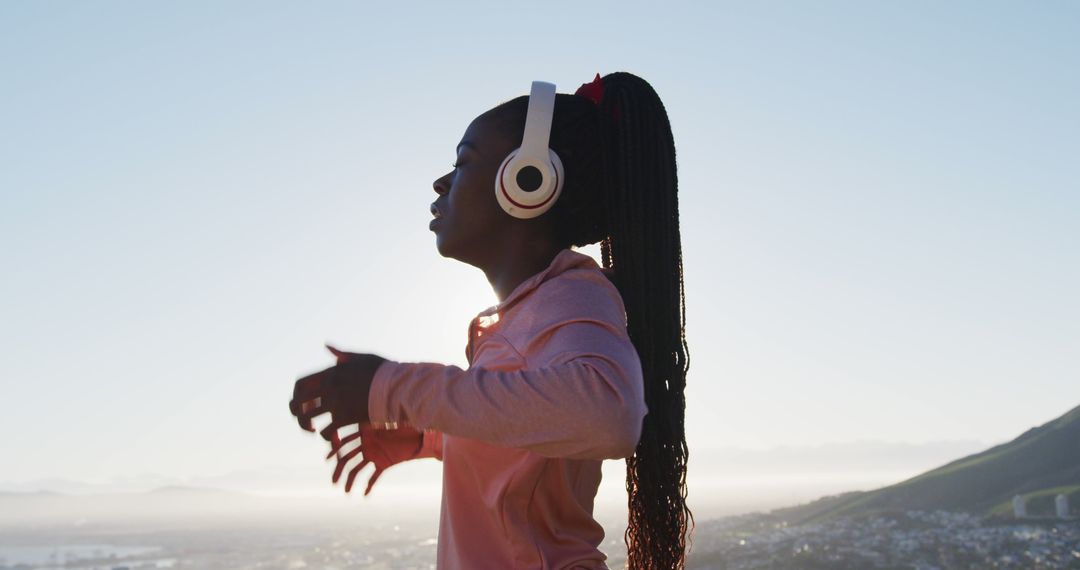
top-left (297, 413), bottom-right (318, 432)
top-left (298, 400), bottom-right (328, 431)
top-left (293, 368), bottom-right (331, 404)
top-left (320, 418), bottom-right (345, 443)
top-left (333, 444), bottom-right (365, 484)
top-left (326, 431), bottom-right (363, 460)
top-left (289, 396), bottom-right (323, 418)
top-left (329, 430), bottom-right (341, 461)
top-left (326, 344), bottom-right (352, 365)
top-left (299, 396), bottom-right (324, 415)
top-left (364, 467), bottom-right (384, 497)
top-left (345, 459), bottom-right (371, 493)
top-left (292, 398), bottom-right (328, 432)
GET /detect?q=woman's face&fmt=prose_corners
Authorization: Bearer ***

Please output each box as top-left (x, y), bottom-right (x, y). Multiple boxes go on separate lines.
top-left (430, 113), bottom-right (518, 266)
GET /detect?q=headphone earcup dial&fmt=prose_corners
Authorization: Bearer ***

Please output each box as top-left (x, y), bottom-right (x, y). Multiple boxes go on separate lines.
top-left (495, 147), bottom-right (564, 219)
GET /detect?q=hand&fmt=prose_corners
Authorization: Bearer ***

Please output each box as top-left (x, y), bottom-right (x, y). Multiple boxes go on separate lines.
top-left (306, 344), bottom-right (420, 496)
top-left (324, 423), bottom-right (426, 495)
top-left (289, 344), bottom-right (386, 440)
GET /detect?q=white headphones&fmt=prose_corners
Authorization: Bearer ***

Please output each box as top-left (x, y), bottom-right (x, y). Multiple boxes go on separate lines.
top-left (495, 81), bottom-right (565, 219)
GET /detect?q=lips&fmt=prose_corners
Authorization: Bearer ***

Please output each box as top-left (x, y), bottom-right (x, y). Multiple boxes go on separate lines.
top-left (429, 202), bottom-right (444, 231)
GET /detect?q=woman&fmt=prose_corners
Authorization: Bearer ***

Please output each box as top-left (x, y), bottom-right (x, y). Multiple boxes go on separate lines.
top-left (289, 71), bottom-right (693, 569)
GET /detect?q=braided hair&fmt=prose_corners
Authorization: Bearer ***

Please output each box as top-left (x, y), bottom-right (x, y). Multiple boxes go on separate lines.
top-left (490, 71), bottom-right (694, 568)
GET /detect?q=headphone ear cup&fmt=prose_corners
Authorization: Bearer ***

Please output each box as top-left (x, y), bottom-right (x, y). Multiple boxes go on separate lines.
top-left (547, 147), bottom-right (565, 205)
top-left (495, 147), bottom-right (564, 219)
top-left (495, 80), bottom-right (564, 219)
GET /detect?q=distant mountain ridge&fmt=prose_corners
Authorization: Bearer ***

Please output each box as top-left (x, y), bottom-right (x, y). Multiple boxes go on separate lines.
top-left (773, 402), bottom-right (1080, 524)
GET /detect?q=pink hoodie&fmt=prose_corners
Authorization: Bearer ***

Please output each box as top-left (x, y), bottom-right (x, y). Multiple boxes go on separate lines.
top-left (367, 247), bottom-right (648, 569)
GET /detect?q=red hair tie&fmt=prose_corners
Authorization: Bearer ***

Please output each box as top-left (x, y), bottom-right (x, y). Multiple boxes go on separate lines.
top-left (575, 73), bottom-right (604, 105)
top-left (574, 72), bottom-right (620, 123)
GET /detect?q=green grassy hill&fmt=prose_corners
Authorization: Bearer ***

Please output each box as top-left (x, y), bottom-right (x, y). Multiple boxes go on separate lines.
top-left (772, 403), bottom-right (1080, 525)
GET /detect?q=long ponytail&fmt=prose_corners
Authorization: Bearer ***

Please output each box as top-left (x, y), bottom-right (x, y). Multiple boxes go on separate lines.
top-left (596, 72), bottom-right (693, 569)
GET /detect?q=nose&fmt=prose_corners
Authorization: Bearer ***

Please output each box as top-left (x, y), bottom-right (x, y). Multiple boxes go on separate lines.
top-left (433, 176), bottom-right (449, 196)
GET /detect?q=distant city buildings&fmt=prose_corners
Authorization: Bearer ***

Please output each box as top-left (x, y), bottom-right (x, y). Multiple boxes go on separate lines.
top-left (1055, 493), bottom-right (1070, 519)
top-left (687, 508), bottom-right (1080, 569)
top-left (1012, 494), bottom-right (1026, 518)
top-left (1012, 492), bottom-right (1073, 520)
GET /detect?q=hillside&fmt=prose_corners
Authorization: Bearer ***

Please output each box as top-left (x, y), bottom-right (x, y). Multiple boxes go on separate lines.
top-left (772, 402), bottom-right (1080, 525)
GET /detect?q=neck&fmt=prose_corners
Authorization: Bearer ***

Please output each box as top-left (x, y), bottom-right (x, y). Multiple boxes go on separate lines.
top-left (483, 236), bottom-right (563, 303)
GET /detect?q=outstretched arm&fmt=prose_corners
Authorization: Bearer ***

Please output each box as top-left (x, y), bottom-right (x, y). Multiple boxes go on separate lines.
top-left (368, 318), bottom-right (647, 460)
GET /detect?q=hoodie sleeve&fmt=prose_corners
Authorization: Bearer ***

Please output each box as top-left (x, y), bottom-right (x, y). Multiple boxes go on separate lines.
top-left (367, 317), bottom-right (647, 460)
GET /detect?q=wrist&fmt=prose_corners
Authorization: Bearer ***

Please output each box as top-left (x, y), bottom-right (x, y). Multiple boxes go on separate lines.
top-left (366, 358), bottom-right (396, 427)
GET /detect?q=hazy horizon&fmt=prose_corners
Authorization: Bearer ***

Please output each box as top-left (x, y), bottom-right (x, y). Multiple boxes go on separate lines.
top-left (0, 434), bottom-right (1029, 529)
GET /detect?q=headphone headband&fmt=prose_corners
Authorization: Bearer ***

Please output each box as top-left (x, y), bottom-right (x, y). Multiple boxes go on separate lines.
top-left (519, 82), bottom-right (555, 162)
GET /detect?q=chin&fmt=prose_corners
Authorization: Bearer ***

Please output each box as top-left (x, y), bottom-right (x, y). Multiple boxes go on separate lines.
top-left (434, 233), bottom-right (456, 259)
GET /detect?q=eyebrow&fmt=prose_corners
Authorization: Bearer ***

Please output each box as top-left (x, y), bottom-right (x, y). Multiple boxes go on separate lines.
top-left (456, 140), bottom-right (479, 153)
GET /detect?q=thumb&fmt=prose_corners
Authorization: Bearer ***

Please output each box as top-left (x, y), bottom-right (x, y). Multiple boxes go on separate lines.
top-left (326, 344), bottom-right (349, 363)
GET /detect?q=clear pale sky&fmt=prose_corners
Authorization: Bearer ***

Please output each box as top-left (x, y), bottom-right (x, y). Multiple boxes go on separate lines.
top-left (1, 1), bottom-right (1077, 487)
